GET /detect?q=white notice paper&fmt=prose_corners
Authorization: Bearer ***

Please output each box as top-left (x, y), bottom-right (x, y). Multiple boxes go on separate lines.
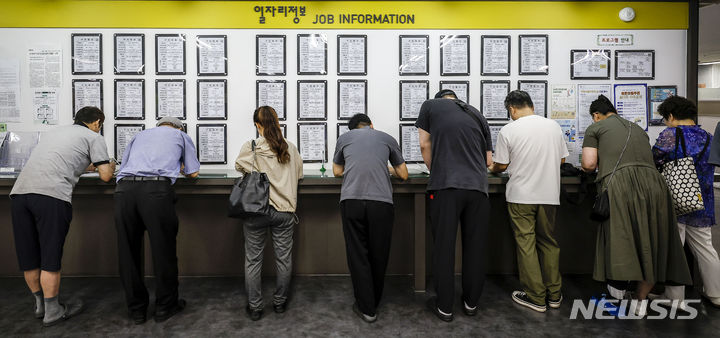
top-left (28, 48), bottom-right (61, 88)
top-left (156, 80), bottom-right (185, 119)
top-left (481, 81), bottom-right (509, 119)
top-left (400, 81), bottom-right (428, 120)
top-left (298, 34), bottom-right (327, 74)
top-left (614, 84), bottom-right (648, 130)
top-left (400, 124), bottom-right (423, 163)
top-left (338, 81), bottom-right (366, 119)
top-left (115, 125), bottom-right (144, 160)
top-left (115, 34), bottom-right (144, 74)
top-left (489, 124), bottom-right (504, 151)
top-left (0, 58), bottom-right (21, 122)
top-left (257, 81), bottom-right (286, 119)
top-left (115, 80), bottom-right (144, 119)
top-left (519, 35), bottom-right (548, 74)
top-left (198, 80), bottom-right (226, 119)
top-left (73, 80), bottom-right (102, 115)
top-left (198, 125), bottom-right (226, 163)
top-left (338, 35), bottom-right (366, 74)
top-left (156, 35), bottom-right (185, 74)
top-left (399, 36), bottom-right (428, 74)
top-left (197, 36), bottom-right (227, 75)
top-left (32, 90), bottom-right (59, 124)
top-left (482, 36), bottom-right (510, 75)
top-left (257, 36), bottom-right (285, 75)
top-left (518, 81), bottom-right (546, 117)
top-left (440, 82), bottom-right (469, 103)
top-left (440, 35), bottom-right (469, 75)
top-left (577, 84), bottom-right (612, 137)
top-left (298, 123), bottom-right (326, 162)
top-left (298, 81), bottom-right (326, 120)
top-left (550, 85), bottom-right (577, 120)
top-left (72, 34), bottom-right (102, 74)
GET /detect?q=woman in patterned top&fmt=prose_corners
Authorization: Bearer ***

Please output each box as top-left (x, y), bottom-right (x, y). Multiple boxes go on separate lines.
top-left (652, 95), bottom-right (720, 308)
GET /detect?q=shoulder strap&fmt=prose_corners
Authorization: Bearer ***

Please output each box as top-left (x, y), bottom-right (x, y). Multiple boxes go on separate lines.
top-left (604, 117), bottom-right (632, 189)
top-left (251, 139), bottom-right (257, 172)
top-left (452, 99), bottom-right (488, 160)
top-left (676, 127), bottom-right (688, 157)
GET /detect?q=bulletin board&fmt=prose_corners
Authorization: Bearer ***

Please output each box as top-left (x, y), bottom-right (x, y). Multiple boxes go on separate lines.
top-left (0, 1), bottom-right (690, 169)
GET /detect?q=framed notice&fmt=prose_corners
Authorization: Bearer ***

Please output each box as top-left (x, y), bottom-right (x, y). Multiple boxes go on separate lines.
top-left (71, 33), bottom-right (102, 75)
top-left (481, 80), bottom-right (510, 120)
top-left (196, 124), bottom-right (227, 164)
top-left (577, 84), bottom-right (612, 136)
top-left (297, 34), bottom-right (327, 75)
top-left (197, 79), bottom-right (227, 120)
top-left (399, 35), bottom-right (429, 75)
top-left (648, 85), bottom-right (677, 126)
top-left (399, 80), bottom-right (429, 121)
top-left (488, 122), bottom-right (505, 151)
top-left (155, 34), bottom-right (186, 75)
top-left (614, 83), bottom-right (648, 130)
top-left (518, 80), bottom-right (547, 117)
top-left (256, 35), bottom-right (286, 76)
top-left (440, 35), bottom-right (470, 76)
top-left (114, 33), bottom-right (144, 75)
top-left (337, 35), bottom-right (367, 75)
top-left (519, 35), bottom-right (548, 75)
top-left (114, 124), bottom-right (145, 161)
top-left (72, 79), bottom-right (103, 118)
top-left (481, 35), bottom-right (510, 76)
top-left (570, 50), bottom-right (611, 80)
top-left (297, 122), bottom-right (328, 163)
top-left (196, 35), bottom-right (227, 76)
top-left (256, 80), bottom-right (286, 121)
top-left (399, 123), bottom-right (423, 163)
top-left (337, 80), bottom-right (367, 120)
top-left (439, 81), bottom-right (469, 103)
top-left (155, 79), bottom-right (186, 120)
top-left (297, 80), bottom-right (327, 121)
top-left (114, 79), bottom-right (144, 120)
top-left (337, 123), bottom-right (350, 139)
top-left (615, 50), bottom-right (655, 80)
top-left (257, 123), bottom-right (286, 138)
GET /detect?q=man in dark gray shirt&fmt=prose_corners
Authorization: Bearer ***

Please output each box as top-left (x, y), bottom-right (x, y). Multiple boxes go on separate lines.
top-left (333, 114), bottom-right (408, 323)
top-left (415, 89), bottom-right (493, 322)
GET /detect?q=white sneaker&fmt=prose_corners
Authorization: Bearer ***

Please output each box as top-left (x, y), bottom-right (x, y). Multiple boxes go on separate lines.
top-left (607, 284), bottom-right (626, 300)
top-left (628, 299), bottom-right (647, 317)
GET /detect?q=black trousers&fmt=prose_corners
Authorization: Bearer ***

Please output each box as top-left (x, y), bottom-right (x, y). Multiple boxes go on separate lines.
top-left (340, 199), bottom-right (394, 316)
top-left (428, 189), bottom-right (490, 313)
top-left (114, 180), bottom-right (179, 313)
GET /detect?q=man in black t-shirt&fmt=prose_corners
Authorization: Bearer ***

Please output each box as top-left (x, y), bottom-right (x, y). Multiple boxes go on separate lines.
top-left (415, 90), bottom-right (493, 322)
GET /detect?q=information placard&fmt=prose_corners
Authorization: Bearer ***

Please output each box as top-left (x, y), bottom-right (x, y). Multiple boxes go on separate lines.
top-left (196, 35), bottom-right (227, 76)
top-left (114, 33), bottom-right (144, 75)
top-left (197, 79), bottom-right (227, 120)
top-left (399, 35), bottom-right (429, 75)
top-left (615, 50), bottom-right (655, 80)
top-left (440, 35), bottom-right (470, 76)
top-left (297, 80), bottom-right (327, 121)
top-left (297, 34), bottom-right (327, 75)
top-left (481, 80), bottom-right (510, 120)
top-left (256, 80), bottom-right (286, 120)
top-left (570, 50), bottom-right (611, 80)
top-left (648, 85), bottom-right (677, 126)
top-left (399, 123), bottom-right (423, 163)
top-left (72, 79), bottom-right (103, 117)
top-left (488, 122), bottom-right (505, 152)
top-left (72, 33), bottom-right (102, 75)
top-left (518, 80), bottom-right (547, 117)
top-left (614, 83), bottom-right (649, 130)
top-left (519, 35), bottom-right (548, 75)
top-left (337, 80), bottom-right (367, 120)
top-left (399, 80), bottom-right (429, 121)
top-left (337, 35), bottom-right (367, 76)
top-left (155, 79), bottom-right (185, 120)
top-left (297, 122), bottom-right (327, 163)
top-left (114, 124), bottom-right (145, 161)
top-left (155, 34), bottom-right (186, 75)
top-left (337, 123), bottom-right (350, 139)
top-left (114, 79), bottom-right (144, 120)
top-left (481, 35), bottom-right (510, 76)
top-left (256, 35), bottom-right (286, 76)
top-left (196, 124), bottom-right (227, 164)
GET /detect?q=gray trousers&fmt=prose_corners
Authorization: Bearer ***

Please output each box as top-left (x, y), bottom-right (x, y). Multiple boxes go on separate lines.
top-left (243, 207), bottom-right (296, 310)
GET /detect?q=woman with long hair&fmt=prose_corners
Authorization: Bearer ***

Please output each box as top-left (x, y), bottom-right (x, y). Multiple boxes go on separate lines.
top-left (235, 106), bottom-right (303, 321)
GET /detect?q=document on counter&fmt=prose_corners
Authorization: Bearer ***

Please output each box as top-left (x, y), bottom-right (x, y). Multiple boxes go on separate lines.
top-left (27, 48), bottom-right (61, 88)
top-left (400, 81), bottom-right (428, 120)
top-left (197, 124), bottom-right (227, 164)
top-left (440, 81), bottom-right (469, 104)
top-left (298, 34), bottom-right (327, 75)
top-left (114, 124), bottom-right (145, 160)
top-left (32, 90), bottom-right (58, 124)
top-left (577, 84), bottom-right (612, 136)
top-left (256, 35), bottom-right (286, 75)
top-left (72, 79), bottom-right (103, 116)
top-left (0, 58), bottom-right (21, 123)
top-left (440, 35), bottom-right (469, 75)
top-left (550, 84), bottom-right (577, 120)
top-left (400, 124), bottom-right (423, 163)
top-left (519, 35), bottom-right (548, 75)
top-left (256, 80), bottom-right (286, 120)
top-left (156, 80), bottom-right (185, 119)
top-left (114, 33), bottom-right (145, 74)
top-left (399, 35), bottom-right (429, 75)
top-left (481, 35), bottom-right (510, 75)
top-left (155, 34), bottom-right (186, 75)
top-left (338, 35), bottom-right (366, 75)
top-left (338, 80), bottom-right (366, 119)
top-left (297, 80), bottom-right (326, 120)
top-left (518, 81), bottom-right (547, 117)
top-left (571, 50), bottom-right (610, 79)
top-left (297, 123), bottom-right (327, 163)
top-left (114, 79), bottom-right (144, 119)
top-left (197, 35), bottom-right (227, 76)
top-left (198, 80), bottom-right (226, 120)
top-left (72, 34), bottom-right (102, 74)
top-left (481, 81), bottom-right (510, 120)
top-left (614, 83), bottom-right (648, 130)
top-left (615, 50), bottom-right (654, 79)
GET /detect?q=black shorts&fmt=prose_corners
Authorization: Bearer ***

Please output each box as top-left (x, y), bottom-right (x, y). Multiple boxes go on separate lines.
top-left (11, 194), bottom-right (73, 272)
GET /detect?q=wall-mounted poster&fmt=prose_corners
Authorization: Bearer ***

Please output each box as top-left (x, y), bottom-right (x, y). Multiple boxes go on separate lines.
top-left (196, 35), bottom-right (227, 76)
top-left (481, 35), bottom-right (510, 76)
top-left (570, 50), bottom-right (611, 80)
top-left (399, 123), bottom-right (423, 163)
top-left (648, 85), bottom-right (677, 126)
top-left (337, 35), bottom-right (367, 75)
top-left (518, 80), bottom-right (547, 117)
top-left (156, 79), bottom-right (186, 120)
top-left (197, 79), bottom-right (227, 120)
top-left (337, 123), bottom-right (350, 139)
top-left (481, 80), bottom-right (510, 120)
top-left (115, 124), bottom-right (145, 161)
top-left (439, 81), bottom-right (469, 103)
top-left (399, 80), bottom-right (429, 121)
top-left (488, 122), bottom-right (505, 151)
top-left (256, 35), bottom-right (286, 76)
top-left (297, 80), bottom-right (327, 121)
top-left (114, 33), bottom-right (144, 75)
top-left (399, 35), bottom-right (429, 75)
top-left (72, 79), bottom-right (103, 118)
top-left (155, 34), bottom-right (186, 75)
top-left (297, 34), bottom-right (327, 75)
top-left (550, 84), bottom-right (577, 120)
top-left (256, 80), bottom-right (286, 120)
top-left (614, 83), bottom-right (648, 130)
top-left (72, 33), bottom-right (102, 75)
top-left (615, 50), bottom-right (655, 80)
top-left (577, 84), bottom-right (612, 137)
top-left (337, 80), bottom-right (367, 120)
top-left (519, 35), bottom-right (548, 75)
top-left (114, 79), bottom-right (144, 120)
top-left (196, 124), bottom-right (227, 164)
top-left (440, 35), bottom-right (470, 76)
top-left (297, 122), bottom-right (327, 163)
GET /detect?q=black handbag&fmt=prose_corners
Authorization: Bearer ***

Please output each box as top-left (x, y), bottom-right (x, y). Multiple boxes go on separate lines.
top-left (228, 140), bottom-right (271, 218)
top-left (590, 118), bottom-right (632, 222)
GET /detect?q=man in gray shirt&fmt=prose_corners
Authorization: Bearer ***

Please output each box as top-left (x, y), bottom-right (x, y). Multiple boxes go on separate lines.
top-left (10, 106), bottom-right (115, 327)
top-left (333, 113), bottom-right (408, 323)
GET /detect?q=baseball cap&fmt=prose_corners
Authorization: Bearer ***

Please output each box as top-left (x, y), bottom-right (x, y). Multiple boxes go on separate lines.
top-left (156, 117), bottom-right (183, 129)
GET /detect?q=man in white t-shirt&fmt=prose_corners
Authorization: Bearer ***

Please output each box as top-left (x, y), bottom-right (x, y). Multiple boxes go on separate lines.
top-left (489, 90), bottom-right (569, 313)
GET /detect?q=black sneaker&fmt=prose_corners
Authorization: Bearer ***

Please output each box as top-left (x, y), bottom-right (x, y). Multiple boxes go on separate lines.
top-left (352, 303), bottom-right (377, 323)
top-left (426, 297), bottom-right (453, 322)
top-left (273, 302), bottom-right (287, 314)
top-left (245, 305), bottom-right (263, 321)
top-left (462, 301), bottom-right (478, 316)
top-left (547, 293), bottom-right (563, 309)
top-left (511, 291), bottom-right (547, 313)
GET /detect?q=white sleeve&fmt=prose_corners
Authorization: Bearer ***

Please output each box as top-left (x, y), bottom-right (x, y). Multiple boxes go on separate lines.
top-left (494, 130), bottom-right (511, 164)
